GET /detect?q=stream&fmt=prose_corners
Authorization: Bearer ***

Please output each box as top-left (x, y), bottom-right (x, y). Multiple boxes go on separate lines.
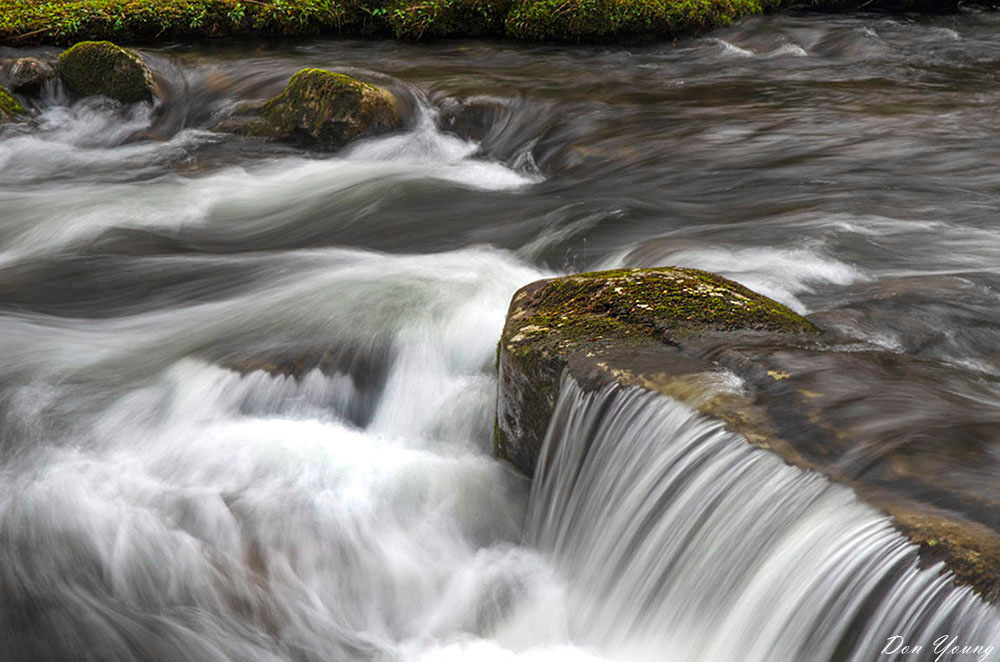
top-left (1, 11), bottom-right (999, 661)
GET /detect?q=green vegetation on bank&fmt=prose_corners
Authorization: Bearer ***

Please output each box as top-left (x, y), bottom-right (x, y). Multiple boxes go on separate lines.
top-left (0, 0), bottom-right (502, 44)
top-left (506, 0), bottom-right (776, 42)
top-left (0, 0), bottom-right (348, 43)
top-left (0, 0), bottom-right (966, 45)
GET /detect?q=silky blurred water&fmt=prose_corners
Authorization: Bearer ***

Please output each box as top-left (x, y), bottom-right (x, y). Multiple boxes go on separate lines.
top-left (1, 10), bottom-right (1000, 661)
top-left (531, 378), bottom-right (1000, 662)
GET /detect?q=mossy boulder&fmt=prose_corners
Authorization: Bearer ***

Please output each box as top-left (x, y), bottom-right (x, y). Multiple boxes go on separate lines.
top-left (0, 85), bottom-right (26, 123)
top-left (237, 68), bottom-right (403, 151)
top-left (57, 41), bottom-right (156, 104)
top-left (496, 267), bottom-right (818, 474)
top-left (5, 58), bottom-right (56, 96)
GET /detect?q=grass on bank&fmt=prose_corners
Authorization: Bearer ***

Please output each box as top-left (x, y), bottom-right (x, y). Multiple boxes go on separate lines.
top-left (0, 0), bottom-right (966, 46)
top-left (0, 0), bottom-right (785, 45)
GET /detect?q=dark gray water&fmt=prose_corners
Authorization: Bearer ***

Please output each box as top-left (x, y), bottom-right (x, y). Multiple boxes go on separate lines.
top-left (1, 10), bottom-right (999, 661)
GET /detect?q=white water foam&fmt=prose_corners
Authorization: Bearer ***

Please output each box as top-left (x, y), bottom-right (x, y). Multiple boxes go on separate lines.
top-left (766, 42), bottom-right (808, 58)
top-left (713, 39), bottom-right (756, 58)
top-left (712, 39), bottom-right (807, 58)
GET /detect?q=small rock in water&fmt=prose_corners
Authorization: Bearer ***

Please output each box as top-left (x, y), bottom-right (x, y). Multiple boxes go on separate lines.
top-left (57, 41), bottom-right (156, 104)
top-left (225, 68), bottom-right (403, 151)
top-left (6, 57), bottom-right (56, 96)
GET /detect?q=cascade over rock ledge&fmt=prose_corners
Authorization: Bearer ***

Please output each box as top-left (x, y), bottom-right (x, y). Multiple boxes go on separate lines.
top-left (495, 266), bottom-right (1000, 603)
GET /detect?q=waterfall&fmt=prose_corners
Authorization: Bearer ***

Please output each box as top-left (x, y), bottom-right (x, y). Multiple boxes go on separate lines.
top-left (526, 376), bottom-right (1000, 662)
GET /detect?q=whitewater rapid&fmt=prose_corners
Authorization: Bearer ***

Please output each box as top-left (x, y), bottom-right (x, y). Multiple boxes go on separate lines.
top-left (0, 82), bottom-right (584, 661)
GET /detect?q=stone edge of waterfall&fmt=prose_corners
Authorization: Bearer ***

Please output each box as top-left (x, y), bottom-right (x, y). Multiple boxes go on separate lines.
top-left (494, 266), bottom-right (1000, 604)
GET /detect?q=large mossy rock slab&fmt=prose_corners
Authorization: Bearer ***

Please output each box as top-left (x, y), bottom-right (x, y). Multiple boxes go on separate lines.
top-left (0, 84), bottom-right (25, 123)
top-left (57, 41), bottom-right (155, 104)
top-left (236, 68), bottom-right (402, 151)
top-left (496, 267), bottom-right (819, 474)
top-left (496, 266), bottom-right (1000, 602)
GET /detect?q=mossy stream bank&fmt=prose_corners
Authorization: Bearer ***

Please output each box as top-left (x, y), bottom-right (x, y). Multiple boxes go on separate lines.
top-left (0, 0), bottom-right (986, 47)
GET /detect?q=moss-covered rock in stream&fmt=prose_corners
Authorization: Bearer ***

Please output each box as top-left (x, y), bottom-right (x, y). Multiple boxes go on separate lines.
top-left (495, 266), bottom-right (818, 475)
top-left (231, 68), bottom-right (402, 151)
top-left (0, 84), bottom-right (26, 123)
top-left (57, 41), bottom-right (156, 103)
top-left (495, 266), bottom-right (1000, 603)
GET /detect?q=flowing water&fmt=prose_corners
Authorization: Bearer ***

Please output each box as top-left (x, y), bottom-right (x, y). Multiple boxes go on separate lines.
top-left (531, 377), bottom-right (1000, 661)
top-left (1, 10), bottom-right (1000, 661)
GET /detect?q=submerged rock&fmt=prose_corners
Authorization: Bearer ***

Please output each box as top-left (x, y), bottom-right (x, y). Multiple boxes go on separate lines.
top-left (5, 57), bottom-right (56, 96)
top-left (57, 41), bottom-right (156, 104)
top-left (496, 266), bottom-right (1000, 602)
top-left (230, 68), bottom-right (402, 151)
top-left (0, 84), bottom-right (25, 123)
top-left (437, 96), bottom-right (510, 142)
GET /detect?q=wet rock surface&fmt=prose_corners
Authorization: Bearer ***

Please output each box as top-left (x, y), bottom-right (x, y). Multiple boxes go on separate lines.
top-left (4, 57), bottom-right (56, 96)
top-left (225, 68), bottom-right (403, 151)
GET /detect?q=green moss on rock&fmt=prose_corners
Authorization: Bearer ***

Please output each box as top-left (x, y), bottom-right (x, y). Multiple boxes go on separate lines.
top-left (251, 68), bottom-right (402, 151)
top-left (57, 41), bottom-right (155, 103)
top-left (0, 84), bottom-right (25, 122)
top-left (510, 267), bottom-right (819, 349)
